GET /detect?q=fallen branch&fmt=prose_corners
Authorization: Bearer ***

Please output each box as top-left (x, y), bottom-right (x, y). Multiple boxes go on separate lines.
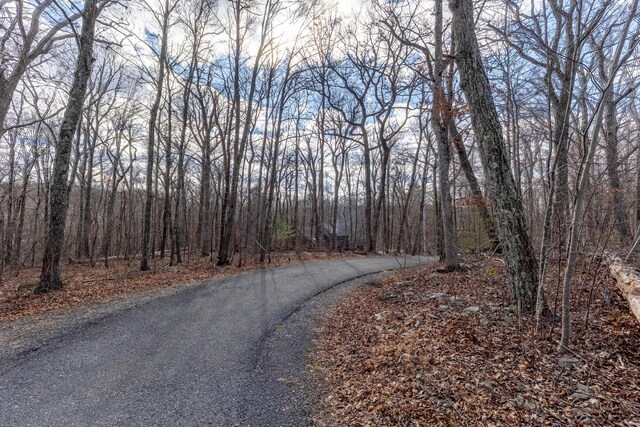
top-left (607, 256), bottom-right (640, 323)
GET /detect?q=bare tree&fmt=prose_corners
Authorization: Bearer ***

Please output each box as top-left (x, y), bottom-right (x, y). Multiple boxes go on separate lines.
top-left (36, 0), bottom-right (101, 293)
top-left (140, 0), bottom-right (176, 271)
top-left (558, 0), bottom-right (639, 350)
top-left (0, 0), bottom-right (82, 140)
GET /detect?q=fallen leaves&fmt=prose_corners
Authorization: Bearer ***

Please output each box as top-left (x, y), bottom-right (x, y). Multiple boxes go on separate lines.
top-left (312, 258), bottom-right (640, 426)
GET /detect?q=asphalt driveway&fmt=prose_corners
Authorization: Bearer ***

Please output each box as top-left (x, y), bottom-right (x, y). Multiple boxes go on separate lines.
top-left (0, 256), bottom-right (431, 426)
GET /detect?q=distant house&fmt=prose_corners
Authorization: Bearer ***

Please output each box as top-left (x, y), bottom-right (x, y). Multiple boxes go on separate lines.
top-left (303, 212), bottom-right (351, 251)
top-left (322, 222), bottom-right (350, 251)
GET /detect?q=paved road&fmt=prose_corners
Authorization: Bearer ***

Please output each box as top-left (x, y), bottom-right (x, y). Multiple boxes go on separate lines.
top-left (0, 256), bottom-right (430, 426)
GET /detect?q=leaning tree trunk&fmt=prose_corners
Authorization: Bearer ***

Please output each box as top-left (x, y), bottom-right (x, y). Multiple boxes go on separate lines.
top-left (449, 121), bottom-right (500, 249)
top-left (36, 0), bottom-right (99, 293)
top-left (449, 0), bottom-right (541, 311)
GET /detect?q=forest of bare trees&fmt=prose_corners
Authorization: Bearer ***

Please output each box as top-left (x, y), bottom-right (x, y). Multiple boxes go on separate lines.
top-left (1, 0), bottom-right (639, 349)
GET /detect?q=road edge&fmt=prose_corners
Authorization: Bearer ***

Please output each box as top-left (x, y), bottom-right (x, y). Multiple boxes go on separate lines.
top-left (252, 262), bottom-right (433, 426)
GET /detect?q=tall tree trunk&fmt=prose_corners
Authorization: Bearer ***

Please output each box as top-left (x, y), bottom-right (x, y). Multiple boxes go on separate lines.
top-left (550, 30), bottom-right (577, 255)
top-left (161, 91), bottom-right (172, 260)
top-left (397, 140), bottom-right (421, 253)
top-left (81, 131), bottom-right (97, 259)
top-left (260, 65), bottom-right (292, 263)
top-left (449, 0), bottom-right (541, 311)
top-left (372, 145), bottom-right (390, 254)
top-left (636, 142), bottom-right (640, 226)
top-left (141, 0), bottom-right (170, 271)
top-left (36, 0), bottom-right (99, 293)
top-left (604, 93), bottom-right (632, 241)
top-left (14, 161), bottom-right (33, 267)
top-left (199, 130), bottom-right (212, 256)
top-left (363, 133), bottom-right (374, 252)
top-left (3, 137), bottom-right (15, 267)
top-left (173, 39), bottom-right (198, 264)
top-left (218, 1), bottom-right (269, 265)
top-left (433, 160), bottom-right (444, 258)
top-left (103, 128), bottom-right (128, 268)
top-left (217, 2), bottom-right (243, 266)
top-left (434, 0), bottom-right (459, 270)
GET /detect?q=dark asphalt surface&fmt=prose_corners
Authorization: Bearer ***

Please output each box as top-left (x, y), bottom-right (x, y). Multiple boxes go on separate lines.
top-left (0, 256), bottom-right (430, 426)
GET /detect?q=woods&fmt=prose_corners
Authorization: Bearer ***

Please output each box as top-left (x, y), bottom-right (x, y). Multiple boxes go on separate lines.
top-left (1, 0), bottom-right (640, 352)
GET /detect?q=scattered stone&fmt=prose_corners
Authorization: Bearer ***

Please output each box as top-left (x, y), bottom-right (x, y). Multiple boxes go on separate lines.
top-left (480, 380), bottom-right (495, 391)
top-left (464, 306), bottom-right (481, 314)
top-left (576, 383), bottom-right (590, 393)
top-left (588, 398), bottom-right (600, 408)
top-left (398, 353), bottom-right (412, 361)
top-left (429, 292), bottom-right (447, 300)
top-left (374, 313), bottom-right (384, 321)
top-left (513, 394), bottom-right (527, 407)
top-left (438, 305), bottom-right (449, 312)
top-left (428, 396), bottom-right (444, 405)
top-left (558, 357), bottom-right (581, 368)
top-left (378, 291), bottom-right (398, 301)
top-left (570, 392), bottom-right (590, 401)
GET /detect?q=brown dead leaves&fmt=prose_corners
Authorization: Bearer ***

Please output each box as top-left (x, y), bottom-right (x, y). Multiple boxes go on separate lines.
top-left (313, 258), bottom-right (640, 426)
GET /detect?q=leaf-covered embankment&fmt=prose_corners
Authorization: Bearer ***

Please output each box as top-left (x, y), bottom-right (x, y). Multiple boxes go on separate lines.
top-left (313, 258), bottom-right (640, 426)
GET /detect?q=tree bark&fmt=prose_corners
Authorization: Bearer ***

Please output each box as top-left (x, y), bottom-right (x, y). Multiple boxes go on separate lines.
top-left (449, 0), bottom-right (540, 311)
top-left (604, 92), bottom-right (632, 241)
top-left (36, 0), bottom-right (99, 293)
top-left (433, 0), bottom-right (459, 270)
top-left (141, 0), bottom-right (171, 271)
top-left (449, 122), bottom-right (499, 250)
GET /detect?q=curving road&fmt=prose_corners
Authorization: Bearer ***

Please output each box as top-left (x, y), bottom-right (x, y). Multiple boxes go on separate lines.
top-left (0, 256), bottom-right (430, 426)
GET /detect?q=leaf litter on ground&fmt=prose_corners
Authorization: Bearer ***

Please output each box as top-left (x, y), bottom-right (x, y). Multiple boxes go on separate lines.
top-left (312, 257), bottom-right (640, 426)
